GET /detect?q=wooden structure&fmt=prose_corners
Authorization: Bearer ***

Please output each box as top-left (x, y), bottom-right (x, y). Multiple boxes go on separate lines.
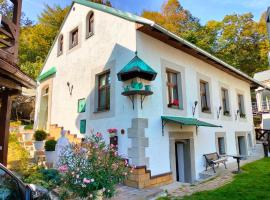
top-left (255, 128), bottom-right (270, 157)
top-left (0, 0), bottom-right (35, 166)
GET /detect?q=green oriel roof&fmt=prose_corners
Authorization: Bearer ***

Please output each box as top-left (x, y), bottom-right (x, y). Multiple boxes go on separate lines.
top-left (161, 116), bottom-right (222, 128)
top-left (37, 67), bottom-right (56, 82)
top-left (117, 55), bottom-right (157, 81)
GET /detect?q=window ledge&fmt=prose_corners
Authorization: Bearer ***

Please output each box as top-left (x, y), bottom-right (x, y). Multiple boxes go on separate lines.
top-left (94, 109), bottom-right (110, 114)
top-left (202, 111), bottom-right (211, 114)
top-left (86, 32), bottom-right (94, 39)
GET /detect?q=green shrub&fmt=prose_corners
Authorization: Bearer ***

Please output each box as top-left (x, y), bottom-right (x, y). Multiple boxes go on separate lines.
top-left (45, 139), bottom-right (57, 151)
top-left (24, 168), bottom-right (61, 190)
top-left (24, 124), bottom-right (33, 130)
top-left (8, 133), bottom-right (30, 172)
top-left (34, 130), bottom-right (47, 141)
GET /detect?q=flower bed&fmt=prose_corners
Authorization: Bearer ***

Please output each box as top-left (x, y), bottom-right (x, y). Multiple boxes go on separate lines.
top-left (57, 132), bottom-right (132, 199)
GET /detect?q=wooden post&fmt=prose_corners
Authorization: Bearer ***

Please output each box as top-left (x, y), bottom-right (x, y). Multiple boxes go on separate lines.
top-left (0, 93), bottom-right (12, 166)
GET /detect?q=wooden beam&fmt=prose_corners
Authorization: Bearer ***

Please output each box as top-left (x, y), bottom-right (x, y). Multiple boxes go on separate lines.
top-left (0, 93), bottom-right (12, 166)
top-left (0, 76), bottom-right (22, 90)
top-left (0, 27), bottom-right (13, 39)
top-left (0, 38), bottom-right (13, 47)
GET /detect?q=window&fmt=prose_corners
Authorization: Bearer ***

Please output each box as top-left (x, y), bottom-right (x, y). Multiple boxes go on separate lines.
top-left (238, 94), bottom-right (245, 118)
top-left (70, 28), bottom-right (78, 48)
top-left (86, 11), bottom-right (94, 38)
top-left (217, 137), bottom-right (226, 155)
top-left (200, 81), bottom-right (210, 112)
top-left (58, 35), bottom-right (64, 55)
top-left (0, 168), bottom-right (22, 200)
top-left (166, 70), bottom-right (180, 108)
top-left (98, 71), bottom-right (110, 111)
top-left (221, 88), bottom-right (230, 116)
top-left (78, 98), bottom-right (86, 113)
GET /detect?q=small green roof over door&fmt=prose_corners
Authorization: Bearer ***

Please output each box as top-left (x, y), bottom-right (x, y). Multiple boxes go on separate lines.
top-left (37, 67), bottom-right (57, 82)
top-left (117, 55), bottom-right (157, 81)
top-left (161, 116), bottom-right (222, 128)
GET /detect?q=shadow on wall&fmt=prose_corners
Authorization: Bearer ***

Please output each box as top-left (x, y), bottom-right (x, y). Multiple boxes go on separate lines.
top-left (67, 43), bottom-right (137, 142)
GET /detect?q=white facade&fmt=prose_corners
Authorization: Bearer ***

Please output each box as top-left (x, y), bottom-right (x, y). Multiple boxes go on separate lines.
top-left (35, 1), bottom-right (257, 182)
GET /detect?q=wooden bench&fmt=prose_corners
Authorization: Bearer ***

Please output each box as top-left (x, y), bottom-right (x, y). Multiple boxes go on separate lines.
top-left (203, 152), bottom-right (227, 173)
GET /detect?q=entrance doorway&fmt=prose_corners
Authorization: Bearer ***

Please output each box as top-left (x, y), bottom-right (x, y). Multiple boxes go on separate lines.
top-left (175, 140), bottom-right (192, 183)
top-left (237, 136), bottom-right (247, 155)
top-left (38, 87), bottom-right (49, 130)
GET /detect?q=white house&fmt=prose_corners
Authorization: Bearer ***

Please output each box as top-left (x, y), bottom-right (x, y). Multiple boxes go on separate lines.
top-left (35, 0), bottom-right (265, 187)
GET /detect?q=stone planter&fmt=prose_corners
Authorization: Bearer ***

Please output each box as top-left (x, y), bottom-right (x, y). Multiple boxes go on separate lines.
top-left (23, 132), bottom-right (33, 142)
top-left (45, 151), bottom-right (56, 164)
top-left (34, 141), bottom-right (45, 151)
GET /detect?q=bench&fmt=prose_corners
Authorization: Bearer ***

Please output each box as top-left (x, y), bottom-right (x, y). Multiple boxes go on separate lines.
top-left (203, 152), bottom-right (227, 173)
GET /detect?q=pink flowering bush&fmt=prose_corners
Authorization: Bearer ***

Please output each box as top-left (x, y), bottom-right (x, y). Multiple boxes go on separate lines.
top-left (58, 132), bottom-right (131, 199)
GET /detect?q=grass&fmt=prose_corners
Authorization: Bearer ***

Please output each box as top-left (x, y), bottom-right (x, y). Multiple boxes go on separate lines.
top-left (158, 158), bottom-right (270, 200)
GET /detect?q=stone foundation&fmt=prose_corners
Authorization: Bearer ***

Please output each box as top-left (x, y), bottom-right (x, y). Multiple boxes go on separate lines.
top-left (125, 166), bottom-right (173, 189)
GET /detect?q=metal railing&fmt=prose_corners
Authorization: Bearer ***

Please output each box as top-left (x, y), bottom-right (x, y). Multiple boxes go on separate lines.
top-left (252, 100), bottom-right (270, 114)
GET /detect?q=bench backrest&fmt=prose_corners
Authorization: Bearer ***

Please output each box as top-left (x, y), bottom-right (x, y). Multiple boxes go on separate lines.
top-left (204, 152), bottom-right (219, 162)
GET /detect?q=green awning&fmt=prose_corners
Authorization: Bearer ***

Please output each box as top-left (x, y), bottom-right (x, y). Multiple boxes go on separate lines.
top-left (37, 67), bottom-right (56, 82)
top-left (117, 55), bottom-right (157, 81)
top-left (161, 116), bottom-right (222, 128)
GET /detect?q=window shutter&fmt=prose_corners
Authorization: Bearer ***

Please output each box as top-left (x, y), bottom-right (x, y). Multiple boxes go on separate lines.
top-left (80, 120), bottom-right (86, 134)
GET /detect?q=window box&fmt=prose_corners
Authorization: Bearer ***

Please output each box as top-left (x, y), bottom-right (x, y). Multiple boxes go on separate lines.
top-left (202, 106), bottom-right (210, 113)
top-left (223, 110), bottom-right (230, 116)
top-left (240, 113), bottom-right (246, 118)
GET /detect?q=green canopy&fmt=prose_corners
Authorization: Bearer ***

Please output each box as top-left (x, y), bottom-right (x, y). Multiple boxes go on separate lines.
top-left (37, 67), bottom-right (56, 82)
top-left (161, 116), bottom-right (222, 128)
top-left (117, 55), bottom-right (157, 81)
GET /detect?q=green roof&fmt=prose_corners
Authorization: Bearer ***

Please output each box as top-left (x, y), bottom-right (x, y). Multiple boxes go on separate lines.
top-left (37, 67), bottom-right (56, 82)
top-left (161, 116), bottom-right (222, 128)
top-left (74, 0), bottom-right (154, 25)
top-left (117, 55), bottom-right (157, 81)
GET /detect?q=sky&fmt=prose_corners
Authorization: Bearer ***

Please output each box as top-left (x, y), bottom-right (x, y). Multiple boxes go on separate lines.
top-left (22, 0), bottom-right (270, 24)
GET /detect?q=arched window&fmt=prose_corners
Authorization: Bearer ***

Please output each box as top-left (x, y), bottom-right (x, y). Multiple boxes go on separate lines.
top-left (58, 34), bottom-right (64, 56)
top-left (86, 11), bottom-right (94, 38)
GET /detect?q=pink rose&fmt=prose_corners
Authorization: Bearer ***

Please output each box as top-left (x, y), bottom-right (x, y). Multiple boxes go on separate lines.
top-left (83, 178), bottom-right (91, 184)
top-left (58, 165), bottom-right (68, 173)
top-left (96, 132), bottom-right (102, 138)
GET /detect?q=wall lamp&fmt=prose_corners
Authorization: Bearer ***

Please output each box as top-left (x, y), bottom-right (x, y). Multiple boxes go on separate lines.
top-left (192, 101), bottom-right (198, 117)
top-left (235, 109), bottom-right (240, 120)
top-left (217, 106), bottom-right (222, 119)
top-left (67, 82), bottom-right (73, 96)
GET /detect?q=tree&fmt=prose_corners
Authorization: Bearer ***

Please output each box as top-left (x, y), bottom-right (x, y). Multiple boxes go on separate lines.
top-left (142, 0), bottom-right (201, 42)
top-left (198, 13), bottom-right (270, 76)
top-left (19, 5), bottom-right (69, 79)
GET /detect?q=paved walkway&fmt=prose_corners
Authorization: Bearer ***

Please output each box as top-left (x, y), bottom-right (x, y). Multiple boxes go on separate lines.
top-left (110, 144), bottom-right (264, 200)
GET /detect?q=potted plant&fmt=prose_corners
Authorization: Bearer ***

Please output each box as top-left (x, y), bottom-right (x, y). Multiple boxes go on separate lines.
top-left (23, 124), bottom-right (34, 142)
top-left (33, 130), bottom-right (47, 151)
top-left (45, 139), bottom-right (57, 164)
top-left (240, 113), bottom-right (246, 118)
top-left (223, 110), bottom-right (230, 116)
top-left (107, 128), bottom-right (117, 137)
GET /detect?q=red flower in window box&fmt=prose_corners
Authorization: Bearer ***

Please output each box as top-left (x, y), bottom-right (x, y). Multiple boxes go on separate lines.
top-left (172, 99), bottom-right (179, 106)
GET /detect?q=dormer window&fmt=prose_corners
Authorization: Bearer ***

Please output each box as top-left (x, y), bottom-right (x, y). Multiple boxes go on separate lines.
top-left (58, 35), bottom-right (64, 56)
top-left (70, 28), bottom-right (78, 49)
top-left (86, 11), bottom-right (94, 38)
